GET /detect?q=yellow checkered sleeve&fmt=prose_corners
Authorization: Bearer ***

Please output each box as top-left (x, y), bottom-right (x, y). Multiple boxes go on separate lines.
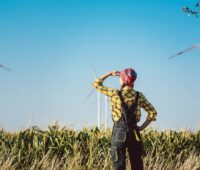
top-left (92, 78), bottom-right (118, 97)
top-left (140, 93), bottom-right (157, 121)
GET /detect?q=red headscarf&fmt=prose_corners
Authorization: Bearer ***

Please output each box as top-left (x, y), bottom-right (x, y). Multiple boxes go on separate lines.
top-left (119, 68), bottom-right (137, 87)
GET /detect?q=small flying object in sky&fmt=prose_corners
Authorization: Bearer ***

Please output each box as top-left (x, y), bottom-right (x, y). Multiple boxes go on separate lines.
top-left (168, 44), bottom-right (200, 60)
top-left (182, 2), bottom-right (200, 17)
top-left (0, 64), bottom-right (12, 72)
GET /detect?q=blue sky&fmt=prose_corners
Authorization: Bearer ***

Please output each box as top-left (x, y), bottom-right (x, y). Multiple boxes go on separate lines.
top-left (0, 0), bottom-right (200, 131)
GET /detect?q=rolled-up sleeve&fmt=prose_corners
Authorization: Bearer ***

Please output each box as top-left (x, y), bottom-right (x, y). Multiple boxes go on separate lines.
top-left (140, 93), bottom-right (157, 121)
top-left (92, 78), bottom-right (118, 97)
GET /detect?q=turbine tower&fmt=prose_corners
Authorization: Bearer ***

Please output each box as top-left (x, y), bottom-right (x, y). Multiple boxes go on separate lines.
top-left (97, 88), bottom-right (101, 129)
top-left (104, 96), bottom-right (108, 129)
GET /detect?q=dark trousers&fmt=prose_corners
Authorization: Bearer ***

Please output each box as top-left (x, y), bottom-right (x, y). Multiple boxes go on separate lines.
top-left (111, 127), bottom-right (144, 170)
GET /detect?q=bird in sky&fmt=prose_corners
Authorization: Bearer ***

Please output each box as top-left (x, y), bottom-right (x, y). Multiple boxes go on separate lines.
top-left (168, 44), bottom-right (200, 60)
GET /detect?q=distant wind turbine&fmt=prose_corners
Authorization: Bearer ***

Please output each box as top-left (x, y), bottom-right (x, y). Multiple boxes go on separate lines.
top-left (84, 65), bottom-right (109, 129)
top-left (168, 44), bottom-right (200, 60)
top-left (0, 64), bottom-right (12, 72)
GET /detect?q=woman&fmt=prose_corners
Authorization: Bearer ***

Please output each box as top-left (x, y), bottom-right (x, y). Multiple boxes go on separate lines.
top-left (92, 68), bottom-right (157, 170)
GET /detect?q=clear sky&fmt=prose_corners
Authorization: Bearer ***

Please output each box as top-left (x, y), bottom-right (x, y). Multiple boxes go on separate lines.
top-left (0, 0), bottom-right (200, 131)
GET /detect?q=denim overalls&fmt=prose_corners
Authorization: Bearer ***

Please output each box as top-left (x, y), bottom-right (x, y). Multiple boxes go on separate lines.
top-left (111, 90), bottom-right (144, 170)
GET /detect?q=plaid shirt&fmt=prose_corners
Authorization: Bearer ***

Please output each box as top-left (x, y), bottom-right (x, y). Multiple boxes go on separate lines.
top-left (92, 78), bottom-right (157, 122)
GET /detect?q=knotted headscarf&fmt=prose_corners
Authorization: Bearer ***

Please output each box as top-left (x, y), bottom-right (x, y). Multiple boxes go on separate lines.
top-left (119, 68), bottom-right (137, 87)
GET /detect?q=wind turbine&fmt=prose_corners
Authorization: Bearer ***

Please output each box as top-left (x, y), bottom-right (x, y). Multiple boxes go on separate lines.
top-left (91, 65), bottom-right (101, 129)
top-left (84, 65), bottom-right (109, 129)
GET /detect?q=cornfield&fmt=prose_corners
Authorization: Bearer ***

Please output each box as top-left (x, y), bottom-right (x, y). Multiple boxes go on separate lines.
top-left (0, 124), bottom-right (199, 170)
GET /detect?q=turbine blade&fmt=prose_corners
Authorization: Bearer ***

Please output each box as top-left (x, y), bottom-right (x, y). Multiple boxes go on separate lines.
top-left (92, 64), bottom-right (98, 78)
top-left (0, 64), bottom-right (12, 72)
top-left (83, 64), bottom-right (99, 102)
top-left (83, 89), bottom-right (95, 102)
top-left (168, 44), bottom-right (200, 60)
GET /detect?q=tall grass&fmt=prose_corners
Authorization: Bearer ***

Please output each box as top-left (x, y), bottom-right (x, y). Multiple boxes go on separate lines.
top-left (0, 125), bottom-right (199, 170)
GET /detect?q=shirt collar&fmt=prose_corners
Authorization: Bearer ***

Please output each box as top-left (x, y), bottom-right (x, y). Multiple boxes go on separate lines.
top-left (122, 85), bottom-right (133, 91)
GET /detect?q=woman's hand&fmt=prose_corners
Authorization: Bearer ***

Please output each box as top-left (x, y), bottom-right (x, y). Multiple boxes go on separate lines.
top-left (110, 71), bottom-right (120, 76)
top-left (99, 70), bottom-right (120, 81)
top-left (137, 120), bottom-right (152, 131)
top-left (137, 125), bottom-right (145, 131)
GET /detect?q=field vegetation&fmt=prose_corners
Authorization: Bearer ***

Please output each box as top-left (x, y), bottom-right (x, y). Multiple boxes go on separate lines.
top-left (0, 124), bottom-right (199, 170)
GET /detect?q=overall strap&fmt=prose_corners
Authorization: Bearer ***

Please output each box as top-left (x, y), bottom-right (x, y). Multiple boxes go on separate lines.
top-left (118, 90), bottom-right (140, 129)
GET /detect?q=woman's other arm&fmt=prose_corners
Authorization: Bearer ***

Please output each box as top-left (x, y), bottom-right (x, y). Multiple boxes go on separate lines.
top-left (137, 93), bottom-right (157, 131)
